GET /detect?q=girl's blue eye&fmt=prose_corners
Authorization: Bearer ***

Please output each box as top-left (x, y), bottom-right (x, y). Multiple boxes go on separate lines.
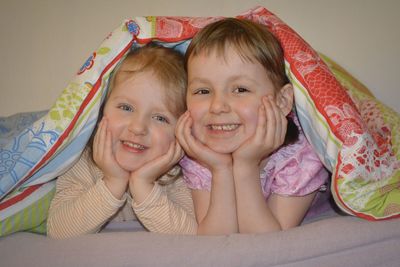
top-left (153, 115), bottom-right (169, 124)
top-left (118, 104), bottom-right (133, 112)
top-left (194, 89), bottom-right (209, 95)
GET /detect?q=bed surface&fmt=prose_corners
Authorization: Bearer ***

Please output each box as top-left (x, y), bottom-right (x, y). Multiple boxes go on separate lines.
top-left (1, 214), bottom-right (399, 267)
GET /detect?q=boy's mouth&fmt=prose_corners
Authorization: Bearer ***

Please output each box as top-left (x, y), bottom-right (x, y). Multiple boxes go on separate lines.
top-left (207, 124), bottom-right (240, 131)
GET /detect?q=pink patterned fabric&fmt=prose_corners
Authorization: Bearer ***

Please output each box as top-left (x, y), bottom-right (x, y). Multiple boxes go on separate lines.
top-left (180, 120), bottom-right (329, 200)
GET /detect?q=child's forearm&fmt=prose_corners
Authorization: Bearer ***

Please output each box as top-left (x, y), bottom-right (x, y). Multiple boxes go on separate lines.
top-left (196, 168), bottom-right (238, 235)
top-left (129, 178), bottom-right (154, 205)
top-left (47, 179), bottom-right (125, 239)
top-left (132, 183), bottom-right (197, 234)
top-left (233, 163), bottom-right (281, 233)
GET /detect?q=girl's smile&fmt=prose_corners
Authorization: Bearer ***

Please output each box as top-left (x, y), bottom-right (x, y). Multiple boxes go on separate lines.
top-left (103, 69), bottom-right (177, 171)
top-left (121, 140), bottom-right (148, 152)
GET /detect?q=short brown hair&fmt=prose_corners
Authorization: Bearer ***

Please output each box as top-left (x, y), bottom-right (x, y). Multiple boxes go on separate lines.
top-left (186, 18), bottom-right (289, 89)
top-left (186, 18), bottom-right (299, 145)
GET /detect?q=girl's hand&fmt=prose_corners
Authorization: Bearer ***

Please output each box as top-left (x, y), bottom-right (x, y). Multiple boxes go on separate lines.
top-left (129, 141), bottom-right (184, 203)
top-left (129, 141), bottom-right (184, 185)
top-left (233, 96), bottom-right (288, 166)
top-left (175, 111), bottom-right (232, 172)
top-left (93, 118), bottom-right (129, 198)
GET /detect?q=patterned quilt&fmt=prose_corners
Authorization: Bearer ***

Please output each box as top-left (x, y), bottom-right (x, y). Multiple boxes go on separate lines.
top-left (1, 6), bottom-right (399, 236)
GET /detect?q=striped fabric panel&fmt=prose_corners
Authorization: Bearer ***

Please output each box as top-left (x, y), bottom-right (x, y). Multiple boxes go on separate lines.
top-left (0, 181), bottom-right (55, 236)
top-left (286, 62), bottom-right (341, 172)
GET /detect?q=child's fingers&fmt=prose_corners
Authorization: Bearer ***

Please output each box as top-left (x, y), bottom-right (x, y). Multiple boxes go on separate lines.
top-left (94, 118), bottom-right (106, 161)
top-left (180, 113), bottom-right (198, 157)
top-left (269, 97), bottom-right (283, 145)
top-left (173, 141), bottom-right (185, 162)
top-left (175, 112), bottom-right (191, 152)
top-left (264, 96), bottom-right (276, 146)
top-left (254, 99), bottom-right (267, 142)
top-left (182, 115), bottom-right (204, 157)
top-left (270, 98), bottom-right (287, 145)
top-left (92, 122), bottom-right (100, 157)
top-left (104, 126), bottom-right (114, 163)
top-left (167, 141), bottom-right (184, 167)
top-left (154, 142), bottom-right (178, 174)
top-left (176, 112), bottom-right (215, 166)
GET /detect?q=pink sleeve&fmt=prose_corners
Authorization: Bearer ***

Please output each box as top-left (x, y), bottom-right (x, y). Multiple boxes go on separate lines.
top-left (179, 156), bottom-right (212, 191)
top-left (265, 133), bottom-right (329, 197)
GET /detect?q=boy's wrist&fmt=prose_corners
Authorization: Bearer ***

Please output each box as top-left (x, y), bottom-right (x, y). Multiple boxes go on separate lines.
top-left (233, 161), bottom-right (261, 181)
top-left (233, 156), bottom-right (261, 169)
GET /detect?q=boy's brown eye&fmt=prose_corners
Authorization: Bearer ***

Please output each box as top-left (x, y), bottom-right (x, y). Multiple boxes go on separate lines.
top-left (234, 87), bottom-right (249, 93)
top-left (194, 89), bottom-right (209, 95)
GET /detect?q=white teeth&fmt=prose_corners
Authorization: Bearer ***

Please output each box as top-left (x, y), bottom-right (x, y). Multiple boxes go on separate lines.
top-left (209, 124), bottom-right (239, 131)
top-left (123, 141), bottom-right (145, 150)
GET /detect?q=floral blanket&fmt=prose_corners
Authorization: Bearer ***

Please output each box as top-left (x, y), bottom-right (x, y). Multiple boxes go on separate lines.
top-left (1, 6), bottom-right (399, 236)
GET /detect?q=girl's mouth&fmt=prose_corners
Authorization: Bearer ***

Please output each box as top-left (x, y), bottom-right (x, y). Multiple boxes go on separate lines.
top-left (122, 141), bottom-right (147, 150)
top-left (207, 124), bottom-right (240, 131)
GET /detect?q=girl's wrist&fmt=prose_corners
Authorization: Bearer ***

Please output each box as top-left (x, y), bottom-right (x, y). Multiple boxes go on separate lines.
top-left (102, 175), bottom-right (128, 200)
top-left (128, 178), bottom-right (155, 204)
top-left (129, 174), bottom-right (155, 188)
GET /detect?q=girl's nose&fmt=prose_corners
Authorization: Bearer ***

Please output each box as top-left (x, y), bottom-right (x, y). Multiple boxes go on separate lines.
top-left (127, 116), bottom-right (148, 135)
top-left (209, 94), bottom-right (230, 114)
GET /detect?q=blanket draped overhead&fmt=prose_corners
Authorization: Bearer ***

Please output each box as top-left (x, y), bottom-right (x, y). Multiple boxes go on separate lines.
top-left (1, 6), bottom-right (399, 236)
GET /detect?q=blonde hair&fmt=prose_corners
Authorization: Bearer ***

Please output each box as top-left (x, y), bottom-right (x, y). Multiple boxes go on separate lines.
top-left (186, 18), bottom-right (289, 89)
top-left (88, 43), bottom-right (187, 184)
top-left (108, 43), bottom-right (187, 117)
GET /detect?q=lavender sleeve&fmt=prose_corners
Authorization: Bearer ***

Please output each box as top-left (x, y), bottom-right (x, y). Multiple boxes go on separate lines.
top-left (179, 156), bottom-right (212, 191)
top-left (262, 132), bottom-right (329, 198)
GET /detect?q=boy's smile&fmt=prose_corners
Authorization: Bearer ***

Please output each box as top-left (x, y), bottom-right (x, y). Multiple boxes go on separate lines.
top-left (186, 46), bottom-right (277, 154)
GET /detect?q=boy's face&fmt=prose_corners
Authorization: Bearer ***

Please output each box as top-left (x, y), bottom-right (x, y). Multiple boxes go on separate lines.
top-left (103, 68), bottom-right (177, 172)
top-left (187, 46), bottom-right (277, 154)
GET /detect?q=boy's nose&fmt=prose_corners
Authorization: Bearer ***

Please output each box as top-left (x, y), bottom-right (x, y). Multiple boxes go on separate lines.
top-left (209, 95), bottom-right (230, 114)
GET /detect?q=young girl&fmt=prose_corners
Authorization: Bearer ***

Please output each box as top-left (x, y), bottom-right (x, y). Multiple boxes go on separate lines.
top-left (176, 18), bottom-right (330, 235)
top-left (47, 43), bottom-right (197, 238)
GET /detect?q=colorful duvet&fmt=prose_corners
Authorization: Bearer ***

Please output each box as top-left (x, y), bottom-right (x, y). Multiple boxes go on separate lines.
top-left (1, 6), bottom-right (399, 236)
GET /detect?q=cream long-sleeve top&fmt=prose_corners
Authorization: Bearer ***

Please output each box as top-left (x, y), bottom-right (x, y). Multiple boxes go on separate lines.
top-left (47, 149), bottom-right (197, 239)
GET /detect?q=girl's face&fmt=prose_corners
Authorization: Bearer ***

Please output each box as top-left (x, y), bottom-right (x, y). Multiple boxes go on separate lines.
top-left (103, 69), bottom-right (177, 171)
top-left (187, 46), bottom-right (284, 154)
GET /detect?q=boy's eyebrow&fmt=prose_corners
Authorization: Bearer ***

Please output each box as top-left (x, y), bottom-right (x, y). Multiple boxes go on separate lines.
top-left (228, 74), bottom-right (263, 85)
top-left (189, 75), bottom-right (259, 85)
top-left (188, 77), bottom-right (211, 86)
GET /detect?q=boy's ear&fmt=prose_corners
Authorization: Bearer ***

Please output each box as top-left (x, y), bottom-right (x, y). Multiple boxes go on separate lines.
top-left (276, 84), bottom-right (294, 116)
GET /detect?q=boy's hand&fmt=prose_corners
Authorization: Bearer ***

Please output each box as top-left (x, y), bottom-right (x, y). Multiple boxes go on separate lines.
top-left (93, 118), bottom-right (129, 198)
top-left (176, 111), bottom-right (232, 172)
top-left (233, 96), bottom-right (287, 167)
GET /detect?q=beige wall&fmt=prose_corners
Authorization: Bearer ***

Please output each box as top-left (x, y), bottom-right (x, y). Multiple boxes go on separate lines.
top-left (0, 0), bottom-right (399, 116)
